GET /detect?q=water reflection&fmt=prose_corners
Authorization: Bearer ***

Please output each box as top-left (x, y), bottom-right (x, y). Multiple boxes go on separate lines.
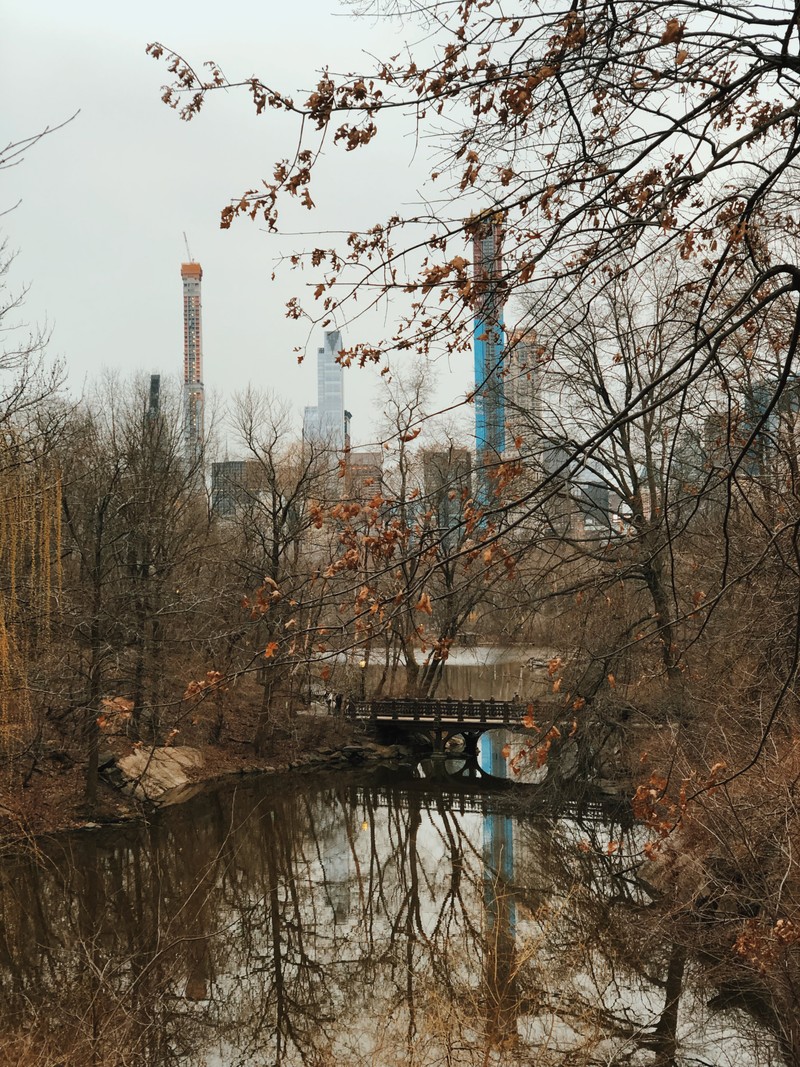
top-left (417, 728), bottom-right (548, 786)
top-left (0, 758), bottom-right (781, 1066)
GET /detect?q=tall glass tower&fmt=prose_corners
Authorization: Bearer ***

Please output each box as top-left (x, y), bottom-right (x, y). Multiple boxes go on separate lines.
top-left (303, 329), bottom-right (345, 449)
top-left (473, 218), bottom-right (506, 461)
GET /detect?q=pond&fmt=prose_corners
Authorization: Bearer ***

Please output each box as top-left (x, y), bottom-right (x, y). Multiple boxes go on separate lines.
top-left (356, 645), bottom-right (557, 700)
top-left (0, 736), bottom-right (782, 1066)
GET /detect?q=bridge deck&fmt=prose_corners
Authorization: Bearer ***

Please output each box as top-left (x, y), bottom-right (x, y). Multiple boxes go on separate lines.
top-left (348, 697), bottom-right (563, 730)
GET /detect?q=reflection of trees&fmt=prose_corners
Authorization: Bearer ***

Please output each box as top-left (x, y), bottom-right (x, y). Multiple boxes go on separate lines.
top-left (0, 774), bottom-right (780, 1066)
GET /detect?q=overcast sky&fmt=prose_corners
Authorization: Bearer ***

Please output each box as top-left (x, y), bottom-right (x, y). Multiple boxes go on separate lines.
top-left (2, 0), bottom-right (469, 450)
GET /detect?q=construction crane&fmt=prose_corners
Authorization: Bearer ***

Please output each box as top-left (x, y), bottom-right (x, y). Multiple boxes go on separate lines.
top-left (183, 231), bottom-right (194, 263)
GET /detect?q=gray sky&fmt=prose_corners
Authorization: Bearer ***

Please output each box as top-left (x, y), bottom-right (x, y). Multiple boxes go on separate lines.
top-left (3, 0), bottom-right (467, 448)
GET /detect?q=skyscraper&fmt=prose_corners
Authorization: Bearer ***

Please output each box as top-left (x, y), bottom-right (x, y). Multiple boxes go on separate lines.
top-left (146, 374), bottom-right (161, 421)
top-left (503, 330), bottom-right (542, 452)
top-left (473, 216), bottom-right (506, 461)
top-left (181, 260), bottom-right (204, 463)
top-left (303, 329), bottom-right (345, 449)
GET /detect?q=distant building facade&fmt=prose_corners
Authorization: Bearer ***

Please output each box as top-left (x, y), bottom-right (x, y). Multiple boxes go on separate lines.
top-left (573, 478), bottom-right (611, 532)
top-left (344, 450), bottom-right (384, 504)
top-left (211, 460), bottom-right (265, 517)
top-left (503, 330), bottom-right (542, 454)
top-left (422, 447), bottom-right (473, 550)
top-left (702, 376), bottom-right (800, 481)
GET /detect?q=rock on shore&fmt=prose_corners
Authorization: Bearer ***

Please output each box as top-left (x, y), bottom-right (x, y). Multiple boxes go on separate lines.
top-left (113, 746), bottom-right (205, 802)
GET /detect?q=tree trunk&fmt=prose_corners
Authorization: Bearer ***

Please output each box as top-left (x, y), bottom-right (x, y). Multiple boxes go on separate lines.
top-left (653, 942), bottom-right (686, 1067)
top-left (255, 664), bottom-right (279, 755)
top-left (401, 634), bottom-right (420, 696)
top-left (84, 497), bottom-right (109, 807)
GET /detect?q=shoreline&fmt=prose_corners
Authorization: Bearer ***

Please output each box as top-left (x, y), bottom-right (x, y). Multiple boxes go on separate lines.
top-left (0, 700), bottom-right (634, 843)
top-left (0, 717), bottom-right (399, 843)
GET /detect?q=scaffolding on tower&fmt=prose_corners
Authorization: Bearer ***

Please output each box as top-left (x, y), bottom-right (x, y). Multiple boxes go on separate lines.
top-left (180, 250), bottom-right (204, 467)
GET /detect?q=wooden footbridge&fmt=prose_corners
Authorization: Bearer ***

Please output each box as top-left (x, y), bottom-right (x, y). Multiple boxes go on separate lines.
top-left (345, 696), bottom-right (564, 754)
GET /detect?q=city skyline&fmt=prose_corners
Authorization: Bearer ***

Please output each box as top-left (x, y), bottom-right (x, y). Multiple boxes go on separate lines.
top-left (1, 0), bottom-right (463, 446)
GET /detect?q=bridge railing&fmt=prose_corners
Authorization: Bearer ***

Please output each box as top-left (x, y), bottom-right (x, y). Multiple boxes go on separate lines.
top-left (347, 697), bottom-right (532, 726)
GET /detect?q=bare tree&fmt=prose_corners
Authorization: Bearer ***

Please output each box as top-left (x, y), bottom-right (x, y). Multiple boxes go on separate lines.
top-left (0, 243), bottom-right (63, 766)
top-left (218, 389), bottom-right (344, 752)
top-left (58, 375), bottom-right (208, 803)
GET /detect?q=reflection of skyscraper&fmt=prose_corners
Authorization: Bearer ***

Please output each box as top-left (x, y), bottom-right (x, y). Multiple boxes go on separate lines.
top-left (318, 797), bottom-right (352, 924)
top-left (181, 260), bottom-right (204, 463)
top-left (303, 329), bottom-right (345, 449)
top-left (480, 732), bottom-right (515, 887)
top-left (480, 731), bottom-right (518, 1046)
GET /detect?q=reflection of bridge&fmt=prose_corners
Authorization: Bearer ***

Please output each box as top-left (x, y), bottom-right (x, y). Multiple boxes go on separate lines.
top-left (347, 697), bottom-right (564, 753)
top-left (353, 780), bottom-right (630, 825)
